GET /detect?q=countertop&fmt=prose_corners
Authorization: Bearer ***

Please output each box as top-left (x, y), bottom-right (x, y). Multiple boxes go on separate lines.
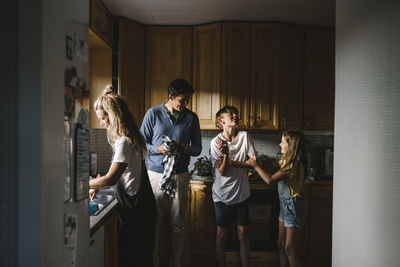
top-left (90, 198), bottom-right (118, 236)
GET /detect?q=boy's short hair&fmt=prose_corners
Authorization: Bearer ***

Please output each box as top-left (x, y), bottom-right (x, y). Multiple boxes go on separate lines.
top-left (168, 78), bottom-right (194, 97)
top-left (215, 105), bottom-right (239, 129)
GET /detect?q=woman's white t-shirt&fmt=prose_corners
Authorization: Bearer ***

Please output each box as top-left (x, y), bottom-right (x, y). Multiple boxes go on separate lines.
top-left (210, 131), bottom-right (255, 205)
top-left (113, 136), bottom-right (143, 196)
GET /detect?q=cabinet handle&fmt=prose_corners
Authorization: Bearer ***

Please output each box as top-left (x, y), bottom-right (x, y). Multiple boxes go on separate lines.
top-left (304, 116), bottom-right (310, 129)
top-left (247, 115), bottom-right (252, 129)
top-left (252, 116), bottom-right (260, 129)
top-left (282, 117), bottom-right (286, 129)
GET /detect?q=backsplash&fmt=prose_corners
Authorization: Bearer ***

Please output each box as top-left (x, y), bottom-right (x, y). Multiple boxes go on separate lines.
top-left (90, 129), bottom-right (113, 175)
top-left (90, 128), bottom-right (333, 175)
top-left (189, 130), bottom-right (334, 171)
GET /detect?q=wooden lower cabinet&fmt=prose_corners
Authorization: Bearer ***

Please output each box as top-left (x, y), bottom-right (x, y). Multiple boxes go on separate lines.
top-left (189, 180), bottom-right (217, 267)
top-left (104, 208), bottom-right (119, 267)
top-left (226, 251), bottom-right (278, 267)
top-left (302, 181), bottom-right (333, 267)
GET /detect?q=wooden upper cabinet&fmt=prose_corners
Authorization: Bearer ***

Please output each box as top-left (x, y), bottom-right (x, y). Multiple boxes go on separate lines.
top-left (118, 19), bottom-right (146, 124)
top-left (90, 0), bottom-right (113, 47)
top-left (221, 23), bottom-right (251, 129)
top-left (89, 29), bottom-right (112, 129)
top-left (192, 24), bottom-right (222, 130)
top-left (280, 24), bottom-right (304, 130)
top-left (250, 23), bottom-right (280, 130)
top-left (145, 26), bottom-right (192, 111)
top-left (304, 28), bottom-right (335, 131)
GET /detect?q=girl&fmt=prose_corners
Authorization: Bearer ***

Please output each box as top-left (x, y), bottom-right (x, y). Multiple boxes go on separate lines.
top-left (89, 85), bottom-right (156, 267)
top-left (247, 131), bottom-right (307, 267)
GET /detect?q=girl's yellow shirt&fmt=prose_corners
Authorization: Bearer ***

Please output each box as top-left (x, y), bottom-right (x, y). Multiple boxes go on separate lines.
top-left (279, 160), bottom-right (305, 198)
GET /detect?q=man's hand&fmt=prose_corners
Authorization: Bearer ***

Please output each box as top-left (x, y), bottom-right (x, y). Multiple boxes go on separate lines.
top-left (176, 141), bottom-right (190, 155)
top-left (157, 143), bottom-right (171, 155)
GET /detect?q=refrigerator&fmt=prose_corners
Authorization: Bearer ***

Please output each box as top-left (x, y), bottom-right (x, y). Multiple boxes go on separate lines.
top-left (63, 1), bottom-right (91, 266)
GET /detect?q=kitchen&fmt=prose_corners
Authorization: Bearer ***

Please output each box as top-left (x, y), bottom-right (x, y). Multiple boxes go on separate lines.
top-left (3, 0), bottom-right (400, 267)
top-left (88, 0), bottom-right (334, 266)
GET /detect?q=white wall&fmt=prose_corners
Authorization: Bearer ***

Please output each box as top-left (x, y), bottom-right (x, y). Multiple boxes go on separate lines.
top-left (334, 0), bottom-right (400, 266)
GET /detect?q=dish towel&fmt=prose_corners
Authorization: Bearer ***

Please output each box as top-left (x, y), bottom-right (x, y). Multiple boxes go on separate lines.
top-left (160, 135), bottom-right (179, 198)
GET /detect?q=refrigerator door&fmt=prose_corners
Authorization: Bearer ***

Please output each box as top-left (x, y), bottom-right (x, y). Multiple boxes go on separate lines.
top-left (74, 123), bottom-right (90, 201)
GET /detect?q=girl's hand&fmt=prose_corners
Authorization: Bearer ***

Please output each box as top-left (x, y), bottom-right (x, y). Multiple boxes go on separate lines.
top-left (217, 139), bottom-right (228, 155)
top-left (246, 157), bottom-right (258, 167)
top-left (89, 189), bottom-right (98, 200)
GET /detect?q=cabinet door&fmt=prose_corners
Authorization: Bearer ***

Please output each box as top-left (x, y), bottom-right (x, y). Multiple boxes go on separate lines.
top-left (89, 29), bottom-right (112, 129)
top-left (305, 183), bottom-right (333, 267)
top-left (192, 24), bottom-right (222, 130)
top-left (280, 24), bottom-right (304, 130)
top-left (90, 0), bottom-right (113, 47)
top-left (104, 211), bottom-right (119, 267)
top-left (304, 28), bottom-right (335, 131)
top-left (118, 19), bottom-right (146, 124)
top-left (146, 26), bottom-right (192, 110)
top-left (221, 23), bottom-right (251, 129)
top-left (190, 181), bottom-right (216, 267)
top-left (250, 23), bottom-right (280, 130)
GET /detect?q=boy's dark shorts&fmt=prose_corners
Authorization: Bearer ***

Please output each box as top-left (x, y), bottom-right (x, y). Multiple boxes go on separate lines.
top-left (214, 198), bottom-right (250, 227)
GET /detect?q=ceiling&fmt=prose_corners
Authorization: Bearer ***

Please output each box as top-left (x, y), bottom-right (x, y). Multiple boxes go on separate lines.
top-left (103, 0), bottom-right (335, 27)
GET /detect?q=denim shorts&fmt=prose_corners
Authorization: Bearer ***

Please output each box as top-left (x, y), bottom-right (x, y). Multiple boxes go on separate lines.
top-left (278, 196), bottom-right (308, 228)
top-left (214, 199), bottom-right (250, 227)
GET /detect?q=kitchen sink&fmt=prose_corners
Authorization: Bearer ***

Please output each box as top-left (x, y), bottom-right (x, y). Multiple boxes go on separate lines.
top-left (90, 188), bottom-right (115, 216)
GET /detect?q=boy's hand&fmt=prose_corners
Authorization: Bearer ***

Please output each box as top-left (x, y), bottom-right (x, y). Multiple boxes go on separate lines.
top-left (217, 139), bottom-right (228, 155)
top-left (215, 156), bottom-right (224, 168)
top-left (246, 157), bottom-right (258, 168)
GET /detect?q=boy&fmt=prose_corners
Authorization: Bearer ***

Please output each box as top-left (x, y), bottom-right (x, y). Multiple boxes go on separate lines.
top-left (210, 105), bottom-right (255, 267)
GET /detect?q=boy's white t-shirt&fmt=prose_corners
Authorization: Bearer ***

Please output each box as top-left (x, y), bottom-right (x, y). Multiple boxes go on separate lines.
top-left (113, 136), bottom-right (143, 196)
top-left (210, 131), bottom-right (255, 205)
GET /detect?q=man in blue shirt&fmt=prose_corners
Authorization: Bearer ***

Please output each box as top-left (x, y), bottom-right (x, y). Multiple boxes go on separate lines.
top-left (140, 78), bottom-right (202, 267)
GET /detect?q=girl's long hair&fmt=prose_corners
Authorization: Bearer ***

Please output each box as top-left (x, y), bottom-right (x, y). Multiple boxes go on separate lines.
top-left (94, 85), bottom-right (147, 154)
top-left (280, 131), bottom-right (306, 171)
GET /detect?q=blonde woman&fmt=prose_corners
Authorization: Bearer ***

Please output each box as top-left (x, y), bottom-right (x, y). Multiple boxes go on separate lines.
top-left (90, 85), bottom-right (156, 267)
top-left (247, 131), bottom-right (308, 267)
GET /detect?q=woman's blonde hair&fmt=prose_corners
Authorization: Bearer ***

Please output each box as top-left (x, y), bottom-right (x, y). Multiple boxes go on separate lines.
top-left (280, 131), bottom-right (306, 171)
top-left (94, 85), bottom-right (146, 154)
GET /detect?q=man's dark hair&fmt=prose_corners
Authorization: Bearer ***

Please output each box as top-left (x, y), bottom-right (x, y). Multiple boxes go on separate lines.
top-left (168, 78), bottom-right (194, 97)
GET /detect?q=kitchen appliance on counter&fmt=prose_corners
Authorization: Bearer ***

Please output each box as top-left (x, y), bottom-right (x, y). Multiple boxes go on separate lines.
top-left (307, 146), bottom-right (334, 179)
top-left (90, 152), bottom-right (97, 177)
